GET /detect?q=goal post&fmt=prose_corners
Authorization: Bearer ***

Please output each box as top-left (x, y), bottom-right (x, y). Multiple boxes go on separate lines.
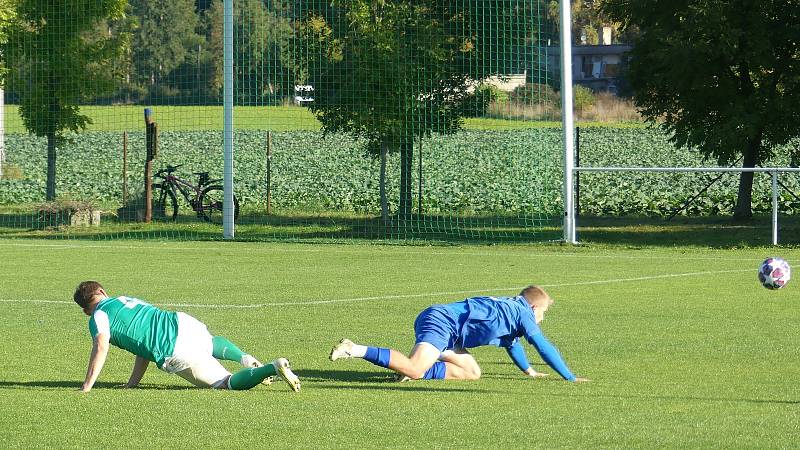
top-left (560, 0), bottom-right (577, 244)
top-left (223, 0), bottom-right (234, 239)
top-left (571, 167), bottom-right (800, 245)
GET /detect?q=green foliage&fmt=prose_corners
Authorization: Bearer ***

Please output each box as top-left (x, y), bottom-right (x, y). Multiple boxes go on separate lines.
top-left (0, 0), bottom-right (16, 76)
top-left (600, 0), bottom-right (800, 217)
top-left (2, 127), bottom-right (798, 216)
top-left (296, 1), bottom-right (541, 217)
top-left (127, 0), bottom-right (200, 102)
top-left (6, 0), bottom-right (130, 200)
top-left (202, 0), bottom-right (295, 105)
top-left (547, 0), bottom-right (623, 44)
top-left (509, 83), bottom-right (559, 106)
top-left (8, 0), bottom-right (129, 138)
top-left (573, 85), bottom-right (596, 112)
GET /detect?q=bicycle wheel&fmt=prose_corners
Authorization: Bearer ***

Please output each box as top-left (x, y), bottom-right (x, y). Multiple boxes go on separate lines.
top-left (198, 185), bottom-right (239, 224)
top-left (152, 183), bottom-right (178, 221)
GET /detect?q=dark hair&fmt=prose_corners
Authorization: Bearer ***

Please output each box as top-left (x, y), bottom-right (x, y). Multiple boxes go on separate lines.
top-left (73, 281), bottom-right (104, 308)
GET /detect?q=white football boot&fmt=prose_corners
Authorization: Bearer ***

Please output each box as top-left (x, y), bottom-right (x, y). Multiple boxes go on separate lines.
top-left (271, 358), bottom-right (301, 393)
top-left (329, 338), bottom-right (355, 361)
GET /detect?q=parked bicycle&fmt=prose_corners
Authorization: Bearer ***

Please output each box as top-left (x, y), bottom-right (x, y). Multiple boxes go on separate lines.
top-left (152, 164), bottom-right (239, 224)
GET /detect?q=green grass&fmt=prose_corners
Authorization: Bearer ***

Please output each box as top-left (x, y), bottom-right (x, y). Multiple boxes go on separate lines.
top-left (0, 238), bottom-right (798, 448)
top-left (3, 104), bottom-right (646, 133)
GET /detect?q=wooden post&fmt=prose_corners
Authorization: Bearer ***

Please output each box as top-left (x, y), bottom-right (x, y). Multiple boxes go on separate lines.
top-left (144, 108), bottom-right (155, 223)
top-left (418, 137), bottom-right (423, 215)
top-left (122, 131), bottom-right (128, 206)
top-left (575, 126), bottom-right (580, 218)
top-left (266, 131), bottom-right (272, 215)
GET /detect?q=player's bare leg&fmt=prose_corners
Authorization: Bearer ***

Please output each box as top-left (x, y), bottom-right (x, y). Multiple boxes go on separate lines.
top-left (438, 349), bottom-right (481, 380)
top-left (386, 343), bottom-right (442, 379)
top-left (331, 339), bottom-right (443, 380)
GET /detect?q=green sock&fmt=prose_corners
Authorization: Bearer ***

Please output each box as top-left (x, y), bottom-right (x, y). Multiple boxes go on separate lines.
top-left (228, 364), bottom-right (277, 390)
top-left (212, 336), bottom-right (246, 363)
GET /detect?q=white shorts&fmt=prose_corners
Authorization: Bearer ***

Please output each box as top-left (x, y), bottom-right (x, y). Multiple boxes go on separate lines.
top-left (161, 312), bottom-right (231, 388)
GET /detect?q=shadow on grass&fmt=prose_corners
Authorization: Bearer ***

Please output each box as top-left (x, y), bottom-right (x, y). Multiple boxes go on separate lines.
top-left (313, 382), bottom-right (495, 394)
top-left (0, 380), bottom-right (192, 390)
top-left (2, 208), bottom-right (798, 247)
top-left (577, 215), bottom-right (800, 247)
top-left (294, 368), bottom-right (395, 383)
top-left (0, 210), bottom-right (562, 243)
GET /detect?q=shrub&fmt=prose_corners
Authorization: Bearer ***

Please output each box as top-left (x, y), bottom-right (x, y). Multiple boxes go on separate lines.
top-left (36, 199), bottom-right (99, 228)
top-left (0, 163), bottom-right (24, 180)
top-left (509, 83), bottom-right (559, 106)
top-left (573, 85), bottom-right (597, 112)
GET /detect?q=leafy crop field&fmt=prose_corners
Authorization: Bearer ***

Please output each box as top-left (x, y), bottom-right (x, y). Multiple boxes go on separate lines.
top-left (1, 239), bottom-right (798, 448)
top-left (2, 126), bottom-right (799, 217)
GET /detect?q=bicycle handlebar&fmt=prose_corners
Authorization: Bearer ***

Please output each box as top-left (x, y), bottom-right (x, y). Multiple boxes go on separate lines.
top-left (155, 164), bottom-right (183, 177)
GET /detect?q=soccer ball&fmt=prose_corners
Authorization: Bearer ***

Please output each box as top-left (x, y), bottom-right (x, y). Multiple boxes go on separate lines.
top-left (758, 257), bottom-right (791, 290)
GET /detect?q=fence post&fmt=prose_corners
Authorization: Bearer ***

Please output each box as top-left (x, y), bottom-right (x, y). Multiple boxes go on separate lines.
top-left (0, 88), bottom-right (4, 179)
top-left (266, 131), bottom-right (272, 215)
top-left (144, 108), bottom-right (157, 223)
top-left (575, 126), bottom-right (580, 218)
top-left (122, 131), bottom-right (128, 206)
top-left (418, 137), bottom-right (423, 215)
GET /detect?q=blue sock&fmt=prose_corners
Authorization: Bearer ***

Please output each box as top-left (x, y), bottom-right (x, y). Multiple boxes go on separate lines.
top-left (363, 347), bottom-right (391, 368)
top-left (422, 361), bottom-right (447, 379)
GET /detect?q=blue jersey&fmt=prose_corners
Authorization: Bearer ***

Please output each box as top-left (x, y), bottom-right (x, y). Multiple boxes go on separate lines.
top-left (424, 296), bottom-right (576, 381)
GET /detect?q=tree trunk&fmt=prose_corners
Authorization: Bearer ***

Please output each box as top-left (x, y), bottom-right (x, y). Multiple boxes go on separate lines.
top-left (46, 133), bottom-right (57, 201)
top-left (380, 141), bottom-right (388, 222)
top-left (398, 139), bottom-right (413, 220)
top-left (733, 135), bottom-right (761, 220)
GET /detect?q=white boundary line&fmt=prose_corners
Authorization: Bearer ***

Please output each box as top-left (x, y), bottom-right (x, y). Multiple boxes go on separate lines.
top-left (0, 268), bottom-right (752, 309)
top-left (0, 240), bottom-right (778, 262)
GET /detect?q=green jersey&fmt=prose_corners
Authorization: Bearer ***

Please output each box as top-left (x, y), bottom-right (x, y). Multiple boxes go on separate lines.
top-left (88, 296), bottom-right (179, 368)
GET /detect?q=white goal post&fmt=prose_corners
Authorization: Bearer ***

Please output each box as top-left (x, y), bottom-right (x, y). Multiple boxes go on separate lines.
top-left (567, 167), bottom-right (800, 245)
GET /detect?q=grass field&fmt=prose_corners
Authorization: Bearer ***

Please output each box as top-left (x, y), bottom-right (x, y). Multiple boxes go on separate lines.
top-left (2, 104), bottom-right (643, 133)
top-left (1, 238), bottom-right (798, 448)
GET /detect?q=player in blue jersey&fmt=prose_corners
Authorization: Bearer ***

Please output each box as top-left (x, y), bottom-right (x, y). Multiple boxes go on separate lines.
top-left (73, 281), bottom-right (301, 392)
top-left (330, 285), bottom-right (588, 382)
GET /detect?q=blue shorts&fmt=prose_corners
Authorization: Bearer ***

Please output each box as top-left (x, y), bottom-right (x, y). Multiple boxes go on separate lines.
top-left (414, 306), bottom-right (460, 352)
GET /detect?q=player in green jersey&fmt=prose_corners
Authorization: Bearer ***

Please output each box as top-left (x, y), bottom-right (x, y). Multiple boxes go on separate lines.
top-left (73, 281), bottom-right (301, 393)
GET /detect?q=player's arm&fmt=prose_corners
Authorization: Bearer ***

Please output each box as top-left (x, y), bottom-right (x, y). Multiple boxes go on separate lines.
top-left (124, 356), bottom-right (150, 388)
top-left (504, 341), bottom-right (548, 378)
top-left (527, 332), bottom-right (579, 382)
top-left (81, 332), bottom-right (111, 392)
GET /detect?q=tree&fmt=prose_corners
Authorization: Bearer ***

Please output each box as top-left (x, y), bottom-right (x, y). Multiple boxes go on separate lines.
top-left (601, 0), bottom-right (800, 218)
top-left (6, 0), bottom-right (128, 200)
top-left (128, 0), bottom-right (200, 102)
top-left (204, 0), bottom-right (295, 105)
top-left (297, 1), bottom-right (540, 219)
top-left (547, 1), bottom-right (625, 45)
top-left (0, 0), bottom-right (16, 74)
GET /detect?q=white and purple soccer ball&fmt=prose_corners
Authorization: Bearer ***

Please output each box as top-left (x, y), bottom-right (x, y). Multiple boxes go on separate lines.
top-left (758, 257), bottom-right (791, 290)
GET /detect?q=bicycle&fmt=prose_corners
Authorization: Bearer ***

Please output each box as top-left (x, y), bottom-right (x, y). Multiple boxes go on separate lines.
top-left (152, 164), bottom-right (239, 224)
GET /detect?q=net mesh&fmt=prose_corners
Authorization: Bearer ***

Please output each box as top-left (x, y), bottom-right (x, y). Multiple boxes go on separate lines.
top-left (0, 0), bottom-right (566, 242)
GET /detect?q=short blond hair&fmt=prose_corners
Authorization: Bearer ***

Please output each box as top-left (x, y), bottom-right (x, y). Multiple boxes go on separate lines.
top-left (519, 285), bottom-right (553, 308)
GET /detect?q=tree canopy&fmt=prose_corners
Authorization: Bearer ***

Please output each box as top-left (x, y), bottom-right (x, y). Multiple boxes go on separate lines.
top-left (601, 0), bottom-right (800, 218)
top-left (297, 0), bottom-right (541, 218)
top-left (6, 0), bottom-right (129, 199)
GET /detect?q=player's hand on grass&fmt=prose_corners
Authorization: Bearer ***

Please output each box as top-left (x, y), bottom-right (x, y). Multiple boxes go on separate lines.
top-left (524, 368), bottom-right (549, 378)
top-left (572, 377), bottom-right (590, 383)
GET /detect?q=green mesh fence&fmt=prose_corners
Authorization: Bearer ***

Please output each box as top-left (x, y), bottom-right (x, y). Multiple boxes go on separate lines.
top-left (0, 0), bottom-right (566, 242)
